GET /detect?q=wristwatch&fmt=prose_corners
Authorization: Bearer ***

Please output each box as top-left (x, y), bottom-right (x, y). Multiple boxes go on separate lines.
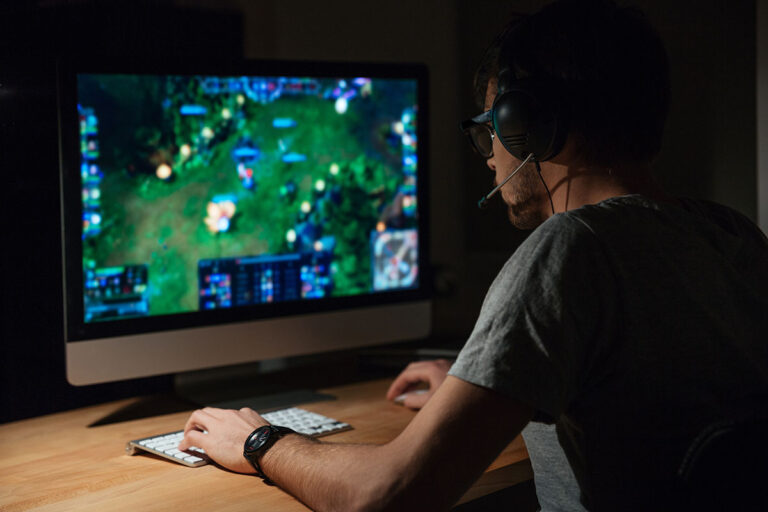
top-left (243, 425), bottom-right (295, 484)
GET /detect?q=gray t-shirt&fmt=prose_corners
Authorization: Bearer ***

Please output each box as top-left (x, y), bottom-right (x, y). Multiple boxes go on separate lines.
top-left (449, 195), bottom-right (768, 511)
top-left (522, 421), bottom-right (586, 512)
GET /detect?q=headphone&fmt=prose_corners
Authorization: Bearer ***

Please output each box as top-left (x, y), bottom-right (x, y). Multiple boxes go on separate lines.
top-left (490, 23), bottom-right (569, 162)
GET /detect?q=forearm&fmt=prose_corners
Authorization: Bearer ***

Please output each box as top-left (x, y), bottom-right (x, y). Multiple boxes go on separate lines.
top-left (261, 435), bottom-right (391, 512)
top-left (181, 377), bottom-right (531, 511)
top-left (180, 406), bottom-right (408, 509)
top-left (258, 388), bottom-right (522, 512)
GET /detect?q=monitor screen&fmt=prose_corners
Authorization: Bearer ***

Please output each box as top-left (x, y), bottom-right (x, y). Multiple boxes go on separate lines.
top-left (59, 59), bottom-right (430, 385)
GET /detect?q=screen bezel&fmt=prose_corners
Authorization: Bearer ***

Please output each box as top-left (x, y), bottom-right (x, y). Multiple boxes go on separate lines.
top-left (58, 57), bottom-right (430, 344)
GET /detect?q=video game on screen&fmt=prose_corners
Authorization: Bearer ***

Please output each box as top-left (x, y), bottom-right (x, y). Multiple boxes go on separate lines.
top-left (77, 73), bottom-right (420, 322)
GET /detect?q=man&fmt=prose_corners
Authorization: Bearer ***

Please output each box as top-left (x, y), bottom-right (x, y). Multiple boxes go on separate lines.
top-left (180, 1), bottom-right (768, 510)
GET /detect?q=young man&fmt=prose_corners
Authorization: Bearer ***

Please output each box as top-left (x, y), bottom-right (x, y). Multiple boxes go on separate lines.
top-left (180, 1), bottom-right (768, 510)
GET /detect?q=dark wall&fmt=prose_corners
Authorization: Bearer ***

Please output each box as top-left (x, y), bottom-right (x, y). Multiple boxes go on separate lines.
top-left (641, 0), bottom-right (756, 218)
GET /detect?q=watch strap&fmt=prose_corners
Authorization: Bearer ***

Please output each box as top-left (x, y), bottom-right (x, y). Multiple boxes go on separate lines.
top-left (243, 425), bottom-right (295, 484)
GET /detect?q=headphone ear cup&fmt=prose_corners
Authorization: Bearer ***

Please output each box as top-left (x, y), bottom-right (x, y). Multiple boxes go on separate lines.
top-left (492, 80), bottom-right (568, 161)
top-left (492, 90), bottom-right (533, 160)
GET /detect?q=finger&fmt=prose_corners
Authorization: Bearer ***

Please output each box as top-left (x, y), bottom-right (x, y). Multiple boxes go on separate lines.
top-left (183, 409), bottom-right (216, 435)
top-left (386, 372), bottom-right (425, 400)
top-left (386, 361), bottom-right (442, 399)
top-left (178, 428), bottom-right (208, 452)
top-left (183, 410), bottom-right (202, 435)
top-left (403, 390), bottom-right (432, 409)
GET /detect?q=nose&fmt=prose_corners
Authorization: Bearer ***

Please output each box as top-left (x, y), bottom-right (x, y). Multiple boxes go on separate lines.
top-left (485, 155), bottom-right (496, 172)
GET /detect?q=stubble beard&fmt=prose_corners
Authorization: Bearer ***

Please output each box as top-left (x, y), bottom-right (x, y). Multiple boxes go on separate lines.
top-left (500, 167), bottom-right (547, 230)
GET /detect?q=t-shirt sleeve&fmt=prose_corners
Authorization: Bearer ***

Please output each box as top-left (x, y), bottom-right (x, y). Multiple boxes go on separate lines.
top-left (449, 214), bottom-right (616, 422)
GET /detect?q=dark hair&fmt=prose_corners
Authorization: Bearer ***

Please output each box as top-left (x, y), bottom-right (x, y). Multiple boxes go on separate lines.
top-left (475, 0), bottom-right (669, 166)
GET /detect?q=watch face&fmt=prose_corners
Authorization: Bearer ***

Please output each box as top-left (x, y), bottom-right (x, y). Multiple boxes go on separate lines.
top-left (245, 426), bottom-right (273, 454)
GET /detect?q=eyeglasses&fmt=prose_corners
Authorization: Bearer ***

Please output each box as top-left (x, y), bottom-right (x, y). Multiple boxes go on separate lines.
top-left (460, 110), bottom-right (495, 158)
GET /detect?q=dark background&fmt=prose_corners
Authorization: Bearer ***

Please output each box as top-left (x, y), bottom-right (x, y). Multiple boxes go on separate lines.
top-left (0, 0), bottom-right (758, 424)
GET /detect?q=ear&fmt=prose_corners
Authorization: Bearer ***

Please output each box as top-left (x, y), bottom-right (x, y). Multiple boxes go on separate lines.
top-left (492, 78), bottom-right (568, 161)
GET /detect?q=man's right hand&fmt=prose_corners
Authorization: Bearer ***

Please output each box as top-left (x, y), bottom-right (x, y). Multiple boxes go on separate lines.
top-left (385, 359), bottom-right (452, 409)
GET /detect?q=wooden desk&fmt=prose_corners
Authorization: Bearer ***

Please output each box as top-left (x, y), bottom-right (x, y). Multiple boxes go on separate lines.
top-left (0, 379), bottom-right (531, 511)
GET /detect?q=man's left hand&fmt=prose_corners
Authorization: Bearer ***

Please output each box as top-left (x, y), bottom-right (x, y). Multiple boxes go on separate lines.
top-left (178, 407), bottom-right (269, 474)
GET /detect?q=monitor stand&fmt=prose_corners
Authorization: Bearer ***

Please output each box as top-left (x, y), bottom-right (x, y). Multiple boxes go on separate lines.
top-left (170, 344), bottom-right (448, 410)
top-left (174, 358), bottom-right (339, 412)
top-left (87, 342), bottom-right (452, 427)
top-left (88, 350), bottom-right (364, 427)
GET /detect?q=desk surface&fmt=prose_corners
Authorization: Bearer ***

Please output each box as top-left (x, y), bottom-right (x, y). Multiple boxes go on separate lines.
top-left (0, 379), bottom-right (531, 511)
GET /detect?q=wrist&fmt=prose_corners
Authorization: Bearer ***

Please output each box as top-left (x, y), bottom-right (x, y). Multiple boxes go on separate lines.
top-left (243, 425), bottom-right (296, 484)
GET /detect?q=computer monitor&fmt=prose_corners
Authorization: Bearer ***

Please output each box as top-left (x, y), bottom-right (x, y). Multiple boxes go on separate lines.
top-left (58, 58), bottom-right (431, 386)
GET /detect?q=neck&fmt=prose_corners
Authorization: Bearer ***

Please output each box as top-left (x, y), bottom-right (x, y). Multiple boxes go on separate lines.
top-left (540, 160), bottom-right (671, 216)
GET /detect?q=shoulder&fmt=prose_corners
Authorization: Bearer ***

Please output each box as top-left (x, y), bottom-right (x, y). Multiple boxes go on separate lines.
top-left (678, 198), bottom-right (768, 245)
top-left (486, 211), bottom-right (609, 307)
top-left (510, 210), bottom-right (600, 259)
top-left (499, 206), bottom-right (609, 276)
top-left (521, 195), bottom-right (654, 247)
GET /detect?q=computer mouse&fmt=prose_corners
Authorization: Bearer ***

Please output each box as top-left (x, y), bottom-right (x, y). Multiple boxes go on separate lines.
top-left (393, 389), bottom-right (428, 406)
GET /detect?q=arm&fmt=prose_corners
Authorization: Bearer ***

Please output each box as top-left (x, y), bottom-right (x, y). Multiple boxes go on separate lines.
top-left (180, 376), bottom-right (532, 512)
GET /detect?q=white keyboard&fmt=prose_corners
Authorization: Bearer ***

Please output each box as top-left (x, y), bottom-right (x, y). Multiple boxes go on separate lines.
top-left (126, 407), bottom-right (352, 467)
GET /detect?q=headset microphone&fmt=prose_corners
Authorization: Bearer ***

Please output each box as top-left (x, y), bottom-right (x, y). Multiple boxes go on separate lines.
top-left (477, 153), bottom-right (534, 209)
